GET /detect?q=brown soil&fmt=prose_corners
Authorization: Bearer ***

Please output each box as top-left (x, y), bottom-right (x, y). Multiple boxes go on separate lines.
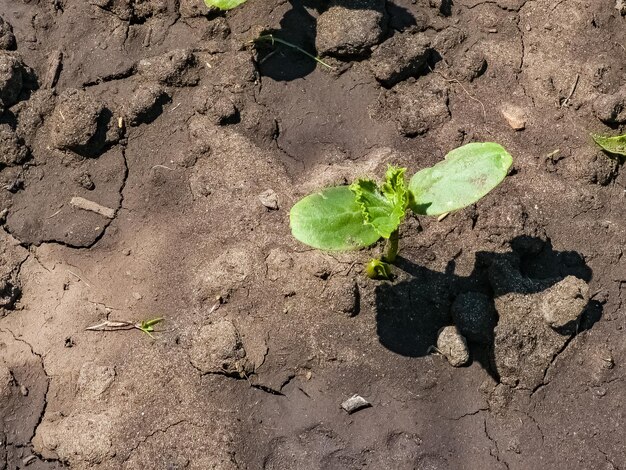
top-left (0, 0), bottom-right (625, 469)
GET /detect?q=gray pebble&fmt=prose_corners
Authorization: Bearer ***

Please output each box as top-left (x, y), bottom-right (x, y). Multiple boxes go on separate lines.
top-left (436, 326), bottom-right (470, 367)
top-left (341, 394), bottom-right (371, 414)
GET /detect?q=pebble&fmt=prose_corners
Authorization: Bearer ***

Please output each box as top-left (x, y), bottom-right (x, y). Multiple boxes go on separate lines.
top-left (259, 189), bottom-right (279, 210)
top-left (341, 394), bottom-right (371, 414)
top-left (436, 326), bottom-right (470, 367)
top-left (500, 104), bottom-right (526, 130)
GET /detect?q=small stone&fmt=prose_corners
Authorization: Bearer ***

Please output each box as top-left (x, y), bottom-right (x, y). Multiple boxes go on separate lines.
top-left (436, 326), bottom-right (470, 367)
top-left (539, 275), bottom-right (589, 330)
top-left (22, 455), bottom-right (36, 465)
top-left (132, 292), bottom-right (143, 300)
top-left (341, 394), bottom-right (371, 414)
top-left (616, 0), bottom-right (626, 15)
top-left (500, 104), bottom-right (526, 130)
top-left (259, 189), bottom-right (279, 210)
top-left (123, 249), bottom-right (131, 256)
top-left (20, 384), bottom-right (28, 396)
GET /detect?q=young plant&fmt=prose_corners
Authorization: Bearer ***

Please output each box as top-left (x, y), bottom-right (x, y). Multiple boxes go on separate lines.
top-left (290, 142), bottom-right (513, 279)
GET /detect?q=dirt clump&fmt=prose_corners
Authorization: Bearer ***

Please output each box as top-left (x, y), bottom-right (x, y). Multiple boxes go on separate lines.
top-left (123, 82), bottom-right (169, 126)
top-left (592, 84), bottom-right (626, 124)
top-left (316, 0), bottom-right (387, 58)
top-left (49, 89), bottom-right (109, 155)
top-left (0, 51), bottom-right (25, 111)
top-left (0, 16), bottom-right (16, 51)
top-left (0, 124), bottom-right (28, 166)
top-left (379, 75), bottom-right (450, 136)
top-left (490, 259), bottom-right (590, 389)
top-left (189, 319), bottom-right (254, 377)
top-left (369, 32), bottom-right (431, 87)
top-left (136, 49), bottom-right (198, 87)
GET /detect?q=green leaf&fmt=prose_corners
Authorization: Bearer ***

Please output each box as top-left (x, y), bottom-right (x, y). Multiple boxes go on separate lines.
top-left (204, 0), bottom-right (247, 10)
top-left (592, 133), bottom-right (626, 158)
top-left (350, 166), bottom-right (409, 239)
top-left (290, 186), bottom-right (381, 251)
top-left (366, 259), bottom-right (394, 280)
top-left (409, 142), bottom-right (512, 216)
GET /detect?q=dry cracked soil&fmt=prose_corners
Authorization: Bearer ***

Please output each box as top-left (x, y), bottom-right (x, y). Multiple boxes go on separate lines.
top-left (1, 0), bottom-right (626, 469)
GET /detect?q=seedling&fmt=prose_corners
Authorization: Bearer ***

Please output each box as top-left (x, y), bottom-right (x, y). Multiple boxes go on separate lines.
top-left (592, 133), bottom-right (626, 161)
top-left (251, 35), bottom-right (333, 69)
top-left (86, 317), bottom-right (164, 339)
top-left (290, 142), bottom-right (513, 279)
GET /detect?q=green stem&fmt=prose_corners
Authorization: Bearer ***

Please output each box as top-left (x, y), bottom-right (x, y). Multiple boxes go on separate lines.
top-left (383, 229), bottom-right (399, 263)
top-left (252, 34), bottom-right (334, 69)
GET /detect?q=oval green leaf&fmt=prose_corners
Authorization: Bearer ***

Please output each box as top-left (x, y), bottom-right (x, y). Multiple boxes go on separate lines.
top-left (204, 0), bottom-right (247, 10)
top-left (409, 142), bottom-right (513, 216)
top-left (592, 133), bottom-right (626, 158)
top-left (290, 186), bottom-right (381, 251)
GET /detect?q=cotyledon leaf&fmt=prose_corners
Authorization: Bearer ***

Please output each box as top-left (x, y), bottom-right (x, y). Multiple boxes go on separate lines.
top-left (409, 142), bottom-right (513, 216)
top-left (592, 133), bottom-right (626, 158)
top-left (204, 0), bottom-right (247, 10)
top-left (350, 166), bottom-right (409, 239)
top-left (290, 186), bottom-right (381, 251)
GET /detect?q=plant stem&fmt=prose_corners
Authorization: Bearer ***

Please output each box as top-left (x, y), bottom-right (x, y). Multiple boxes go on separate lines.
top-left (252, 34), bottom-right (334, 69)
top-left (383, 229), bottom-right (399, 263)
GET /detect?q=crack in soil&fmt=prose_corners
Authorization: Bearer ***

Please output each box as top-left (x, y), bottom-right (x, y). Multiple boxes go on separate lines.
top-left (0, 327), bottom-right (51, 448)
top-left (446, 407), bottom-right (489, 421)
top-left (530, 333), bottom-right (576, 398)
top-left (595, 445), bottom-right (621, 470)
top-left (121, 419), bottom-right (188, 464)
top-left (483, 417), bottom-right (510, 470)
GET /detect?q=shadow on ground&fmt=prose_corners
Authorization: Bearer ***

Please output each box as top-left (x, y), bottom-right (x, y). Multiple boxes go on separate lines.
top-left (255, 0), bottom-right (417, 81)
top-left (375, 236), bottom-right (603, 379)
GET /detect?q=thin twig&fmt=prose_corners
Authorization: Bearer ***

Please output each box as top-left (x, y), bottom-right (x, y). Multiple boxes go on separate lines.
top-left (561, 73), bottom-right (580, 108)
top-left (430, 66), bottom-right (487, 121)
top-left (67, 270), bottom-right (91, 288)
top-left (251, 34), bottom-right (334, 70)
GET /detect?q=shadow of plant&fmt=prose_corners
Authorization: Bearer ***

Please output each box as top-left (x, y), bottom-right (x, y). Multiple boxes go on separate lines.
top-left (375, 236), bottom-right (602, 381)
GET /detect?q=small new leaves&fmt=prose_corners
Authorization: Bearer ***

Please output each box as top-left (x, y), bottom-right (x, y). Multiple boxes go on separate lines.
top-left (351, 166), bottom-right (409, 239)
top-left (366, 259), bottom-right (394, 280)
